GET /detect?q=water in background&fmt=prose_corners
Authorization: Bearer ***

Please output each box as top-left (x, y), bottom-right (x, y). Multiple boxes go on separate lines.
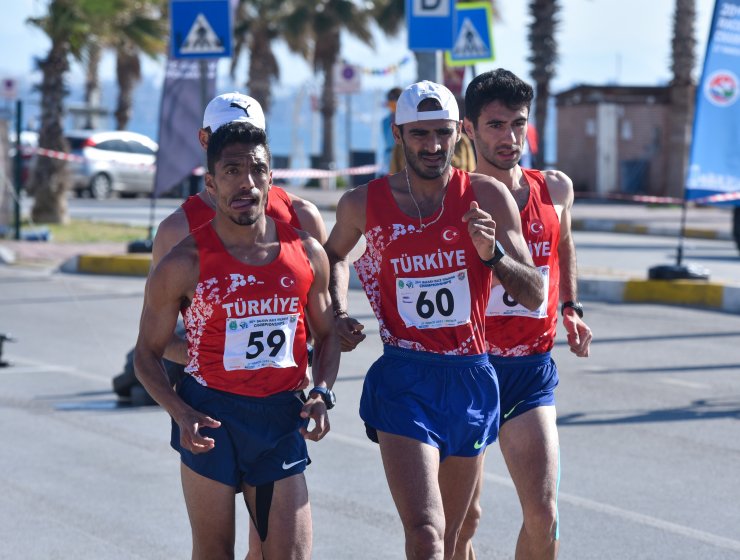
top-left (14, 76), bottom-right (390, 173)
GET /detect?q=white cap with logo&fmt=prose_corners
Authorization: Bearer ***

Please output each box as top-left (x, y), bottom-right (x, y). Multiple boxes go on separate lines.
top-left (203, 92), bottom-right (266, 132)
top-left (395, 81), bottom-right (459, 126)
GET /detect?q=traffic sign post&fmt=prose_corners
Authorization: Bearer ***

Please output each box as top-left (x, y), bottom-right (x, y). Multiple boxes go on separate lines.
top-left (445, 2), bottom-right (495, 67)
top-left (170, 0), bottom-right (232, 60)
top-left (407, 0), bottom-right (456, 51)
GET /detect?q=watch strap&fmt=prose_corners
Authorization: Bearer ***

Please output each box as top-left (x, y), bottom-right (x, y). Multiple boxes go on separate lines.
top-left (561, 300), bottom-right (584, 318)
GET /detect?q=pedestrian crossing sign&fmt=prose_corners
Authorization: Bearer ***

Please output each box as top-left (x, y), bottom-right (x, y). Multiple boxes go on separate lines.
top-left (445, 2), bottom-right (494, 67)
top-left (171, 0), bottom-right (232, 59)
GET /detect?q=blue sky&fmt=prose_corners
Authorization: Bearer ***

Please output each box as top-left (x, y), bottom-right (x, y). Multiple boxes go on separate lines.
top-left (2, 0), bottom-right (714, 95)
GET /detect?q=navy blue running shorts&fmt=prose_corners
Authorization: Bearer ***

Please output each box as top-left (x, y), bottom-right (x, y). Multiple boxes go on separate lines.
top-left (490, 352), bottom-right (559, 426)
top-left (360, 345), bottom-right (500, 460)
top-left (171, 375), bottom-right (310, 488)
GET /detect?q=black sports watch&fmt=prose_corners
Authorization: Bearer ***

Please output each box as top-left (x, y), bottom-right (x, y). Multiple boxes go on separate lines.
top-left (309, 386), bottom-right (336, 410)
top-left (561, 300), bottom-right (584, 318)
top-left (481, 241), bottom-right (506, 268)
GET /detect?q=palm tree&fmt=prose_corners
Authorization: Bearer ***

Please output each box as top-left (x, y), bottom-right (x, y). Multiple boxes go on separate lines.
top-left (111, 4), bottom-right (168, 130)
top-left (527, 0), bottom-right (560, 170)
top-left (83, 43), bottom-right (102, 129)
top-left (284, 0), bottom-right (375, 169)
top-left (665, 0), bottom-right (696, 197)
top-left (27, 0), bottom-right (94, 224)
top-left (231, 0), bottom-right (288, 113)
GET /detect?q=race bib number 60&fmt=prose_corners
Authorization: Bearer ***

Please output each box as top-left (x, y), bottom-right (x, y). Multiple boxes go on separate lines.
top-left (223, 314), bottom-right (298, 371)
top-left (396, 270), bottom-right (471, 330)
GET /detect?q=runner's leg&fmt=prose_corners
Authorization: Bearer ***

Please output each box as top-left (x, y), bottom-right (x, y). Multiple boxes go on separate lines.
top-left (242, 473), bottom-right (312, 560)
top-left (499, 405), bottom-right (559, 560)
top-left (439, 453), bottom-right (486, 559)
top-left (181, 462), bottom-right (237, 560)
top-left (378, 431), bottom-right (445, 560)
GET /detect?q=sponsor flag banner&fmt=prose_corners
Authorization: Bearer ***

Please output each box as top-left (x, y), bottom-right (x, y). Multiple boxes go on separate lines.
top-left (154, 57), bottom-right (216, 198)
top-left (685, 0), bottom-right (740, 204)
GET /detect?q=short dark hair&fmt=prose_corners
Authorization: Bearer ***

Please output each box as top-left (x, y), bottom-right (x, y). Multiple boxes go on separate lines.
top-left (206, 122), bottom-right (270, 174)
top-left (465, 69), bottom-right (534, 128)
top-left (387, 87), bottom-right (402, 102)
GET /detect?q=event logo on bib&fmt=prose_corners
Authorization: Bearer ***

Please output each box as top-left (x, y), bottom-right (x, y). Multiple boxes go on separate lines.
top-left (705, 70), bottom-right (739, 107)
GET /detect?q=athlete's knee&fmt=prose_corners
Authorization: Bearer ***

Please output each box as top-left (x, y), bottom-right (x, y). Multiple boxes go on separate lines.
top-left (458, 499), bottom-right (482, 543)
top-left (192, 540), bottom-right (235, 560)
top-left (523, 498), bottom-right (558, 544)
top-left (405, 521), bottom-right (444, 559)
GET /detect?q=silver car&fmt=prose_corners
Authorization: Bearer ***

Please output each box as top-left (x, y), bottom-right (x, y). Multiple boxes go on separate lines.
top-left (66, 130), bottom-right (158, 199)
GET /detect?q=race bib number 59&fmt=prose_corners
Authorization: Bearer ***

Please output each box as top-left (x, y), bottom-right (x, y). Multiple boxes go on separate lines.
top-left (223, 314), bottom-right (298, 371)
top-left (396, 270), bottom-right (471, 330)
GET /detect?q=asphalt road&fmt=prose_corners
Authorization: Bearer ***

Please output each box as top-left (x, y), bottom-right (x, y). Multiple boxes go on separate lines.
top-left (1, 266), bottom-right (739, 559)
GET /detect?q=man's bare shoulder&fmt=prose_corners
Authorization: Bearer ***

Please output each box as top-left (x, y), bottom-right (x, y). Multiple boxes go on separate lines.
top-left (337, 183), bottom-right (369, 212)
top-left (541, 169), bottom-right (574, 207)
top-left (154, 234), bottom-right (199, 277)
top-left (469, 172), bottom-right (513, 204)
top-left (152, 207), bottom-right (190, 265)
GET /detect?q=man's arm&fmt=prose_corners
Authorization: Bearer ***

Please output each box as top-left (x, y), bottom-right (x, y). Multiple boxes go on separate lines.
top-left (471, 175), bottom-right (545, 311)
top-left (286, 194), bottom-right (328, 244)
top-left (545, 170), bottom-right (592, 357)
top-left (134, 245), bottom-right (221, 453)
top-left (323, 186), bottom-right (368, 351)
top-left (299, 235), bottom-right (341, 441)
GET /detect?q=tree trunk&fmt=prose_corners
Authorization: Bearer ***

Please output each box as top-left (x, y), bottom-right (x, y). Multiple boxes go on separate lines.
top-left (316, 28), bottom-right (340, 169)
top-left (84, 42), bottom-right (102, 130)
top-left (29, 41), bottom-right (71, 225)
top-left (247, 23), bottom-right (279, 113)
top-left (664, 0), bottom-right (696, 197)
top-left (527, 0), bottom-right (560, 170)
top-left (115, 44), bottom-right (141, 131)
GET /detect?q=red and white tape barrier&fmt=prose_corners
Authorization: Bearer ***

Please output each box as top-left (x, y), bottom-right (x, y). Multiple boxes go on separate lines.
top-left (32, 146), bottom-right (380, 179)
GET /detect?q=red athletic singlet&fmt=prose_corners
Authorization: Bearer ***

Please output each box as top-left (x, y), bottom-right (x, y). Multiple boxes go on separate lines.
top-left (182, 219), bottom-right (313, 397)
top-left (354, 168), bottom-right (492, 355)
top-left (181, 185), bottom-right (301, 233)
top-left (485, 169), bottom-right (560, 356)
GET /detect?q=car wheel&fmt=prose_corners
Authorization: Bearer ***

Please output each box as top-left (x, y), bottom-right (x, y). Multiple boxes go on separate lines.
top-left (89, 173), bottom-right (112, 200)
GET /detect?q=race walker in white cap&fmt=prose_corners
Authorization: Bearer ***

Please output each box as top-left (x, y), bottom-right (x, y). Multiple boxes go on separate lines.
top-left (324, 80), bottom-right (545, 558)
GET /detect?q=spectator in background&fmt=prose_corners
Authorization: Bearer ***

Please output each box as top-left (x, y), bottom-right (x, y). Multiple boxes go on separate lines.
top-left (380, 87), bottom-right (403, 176)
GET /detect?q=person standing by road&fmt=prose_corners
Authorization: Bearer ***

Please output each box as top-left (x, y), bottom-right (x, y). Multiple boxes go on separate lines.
top-left (455, 68), bottom-right (593, 560)
top-left (324, 80), bottom-right (544, 559)
top-left (134, 122), bottom-right (339, 559)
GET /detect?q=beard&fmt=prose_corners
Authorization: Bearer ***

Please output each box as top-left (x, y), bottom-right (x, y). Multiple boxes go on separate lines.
top-left (403, 143), bottom-right (454, 180)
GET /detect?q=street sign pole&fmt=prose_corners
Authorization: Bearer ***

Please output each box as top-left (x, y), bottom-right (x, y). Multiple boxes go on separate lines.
top-left (13, 99), bottom-right (22, 241)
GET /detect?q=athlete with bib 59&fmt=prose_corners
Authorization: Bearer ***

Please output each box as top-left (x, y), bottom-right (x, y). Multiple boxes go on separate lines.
top-left (134, 122), bottom-right (339, 560)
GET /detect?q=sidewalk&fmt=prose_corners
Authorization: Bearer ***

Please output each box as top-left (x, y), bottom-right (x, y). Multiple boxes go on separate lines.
top-left (1, 190), bottom-right (738, 312)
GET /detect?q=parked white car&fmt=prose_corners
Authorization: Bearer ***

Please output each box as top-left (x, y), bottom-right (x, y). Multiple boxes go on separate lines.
top-left (65, 130), bottom-right (158, 199)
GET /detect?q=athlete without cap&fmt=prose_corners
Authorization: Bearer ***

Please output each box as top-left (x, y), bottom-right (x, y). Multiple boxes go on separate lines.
top-left (134, 121), bottom-right (339, 559)
top-left (324, 80), bottom-right (545, 559)
top-left (453, 69), bottom-right (593, 560)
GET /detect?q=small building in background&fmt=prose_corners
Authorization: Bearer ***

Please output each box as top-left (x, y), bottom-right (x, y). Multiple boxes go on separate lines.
top-left (555, 85), bottom-right (671, 196)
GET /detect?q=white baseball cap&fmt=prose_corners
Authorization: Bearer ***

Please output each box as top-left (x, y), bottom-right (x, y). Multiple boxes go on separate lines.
top-left (395, 81), bottom-right (459, 125)
top-left (202, 92), bottom-right (266, 132)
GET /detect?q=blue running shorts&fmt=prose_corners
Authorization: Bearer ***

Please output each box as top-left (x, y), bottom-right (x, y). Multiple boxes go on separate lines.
top-left (171, 375), bottom-right (310, 488)
top-left (490, 352), bottom-right (559, 426)
top-left (360, 345), bottom-right (499, 460)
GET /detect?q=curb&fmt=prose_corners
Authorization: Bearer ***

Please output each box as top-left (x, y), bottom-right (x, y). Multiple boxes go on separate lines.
top-left (68, 254), bottom-right (152, 277)
top-left (59, 253), bottom-right (740, 313)
top-left (571, 219), bottom-right (732, 241)
top-left (579, 276), bottom-right (740, 313)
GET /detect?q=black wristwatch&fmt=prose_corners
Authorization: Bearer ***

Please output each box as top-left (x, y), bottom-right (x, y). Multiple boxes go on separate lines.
top-left (309, 386), bottom-right (336, 410)
top-left (561, 300), bottom-right (584, 318)
top-left (481, 241), bottom-right (506, 268)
